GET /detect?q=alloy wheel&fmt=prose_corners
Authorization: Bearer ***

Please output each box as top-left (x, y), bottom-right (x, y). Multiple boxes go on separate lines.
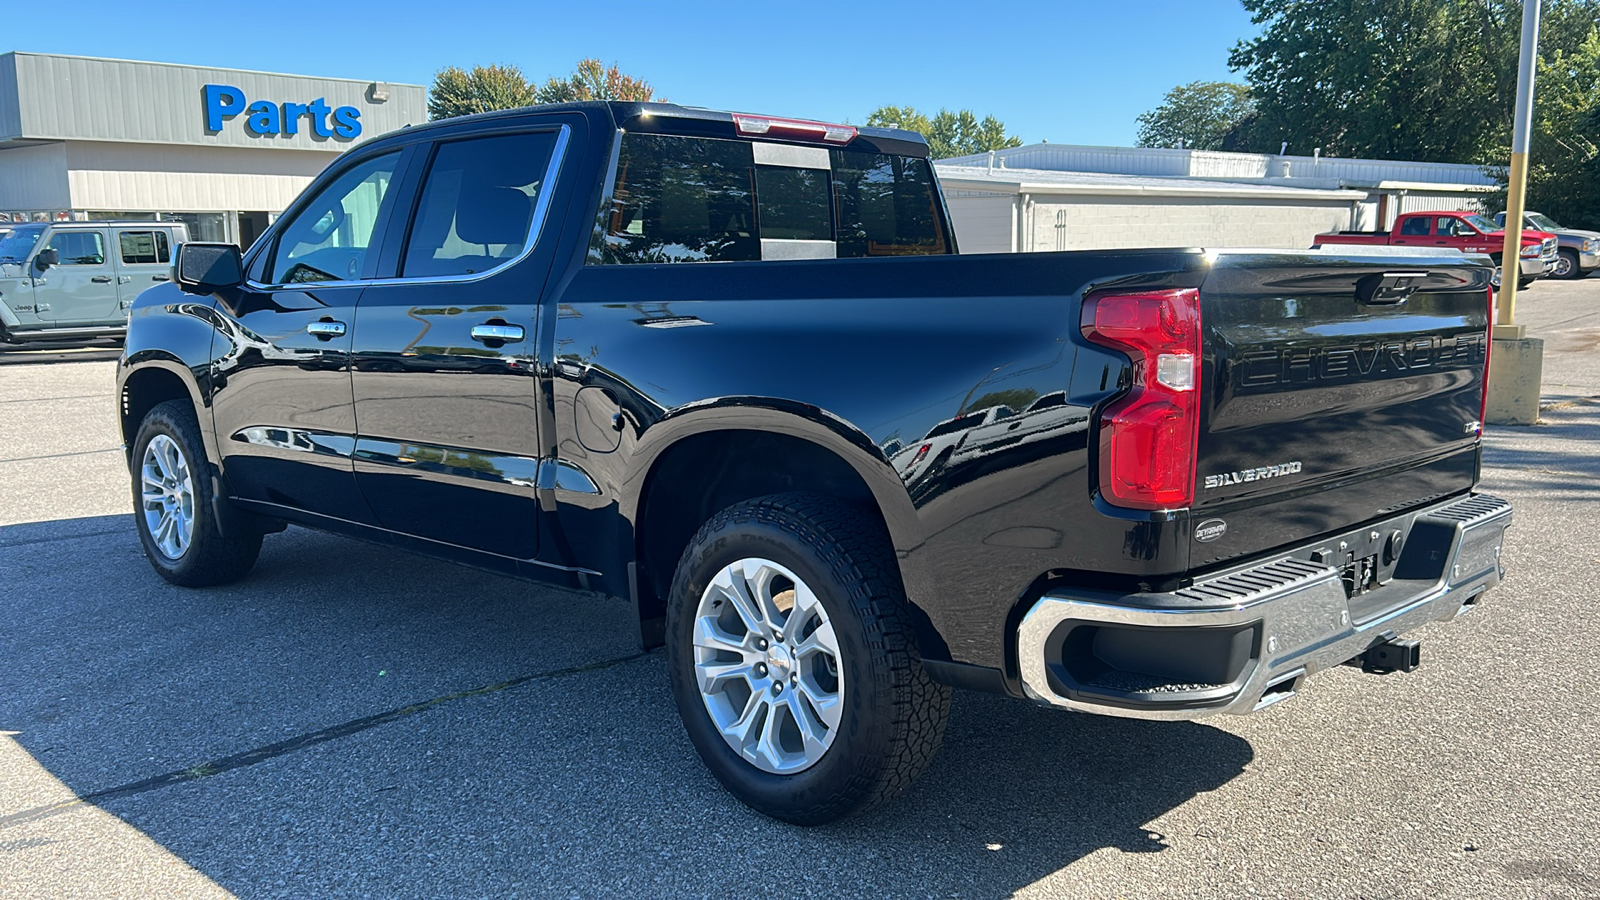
top-left (140, 434), bottom-right (195, 560)
top-left (691, 557), bottom-right (845, 774)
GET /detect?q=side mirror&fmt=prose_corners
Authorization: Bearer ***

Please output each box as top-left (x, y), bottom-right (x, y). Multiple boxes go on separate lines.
top-left (173, 242), bottom-right (244, 293)
top-left (33, 248), bottom-right (58, 272)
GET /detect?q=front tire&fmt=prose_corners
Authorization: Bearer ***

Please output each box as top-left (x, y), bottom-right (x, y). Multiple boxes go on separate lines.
top-left (131, 399), bottom-right (262, 587)
top-left (665, 493), bottom-right (950, 825)
top-left (1554, 249), bottom-right (1579, 279)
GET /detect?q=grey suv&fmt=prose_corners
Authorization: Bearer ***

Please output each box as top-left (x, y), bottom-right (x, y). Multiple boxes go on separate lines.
top-left (0, 221), bottom-right (189, 344)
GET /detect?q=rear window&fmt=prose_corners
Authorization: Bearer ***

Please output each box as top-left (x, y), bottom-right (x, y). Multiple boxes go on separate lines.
top-left (594, 133), bottom-right (949, 264)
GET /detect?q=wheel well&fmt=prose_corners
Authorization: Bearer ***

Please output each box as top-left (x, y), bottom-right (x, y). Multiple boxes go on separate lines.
top-left (121, 368), bottom-right (195, 460)
top-left (634, 430), bottom-right (882, 642)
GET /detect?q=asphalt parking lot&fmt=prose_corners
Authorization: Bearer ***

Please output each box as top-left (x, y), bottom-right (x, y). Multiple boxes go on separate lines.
top-left (2, 280), bottom-right (1598, 899)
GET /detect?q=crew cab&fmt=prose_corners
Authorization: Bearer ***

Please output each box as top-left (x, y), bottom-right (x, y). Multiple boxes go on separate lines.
top-left (0, 221), bottom-right (188, 344)
top-left (1495, 210), bottom-right (1599, 280)
top-left (1314, 211), bottom-right (1555, 288)
top-left (118, 102), bottom-right (1513, 825)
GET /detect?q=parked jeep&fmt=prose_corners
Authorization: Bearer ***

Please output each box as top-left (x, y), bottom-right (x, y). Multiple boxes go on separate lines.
top-left (0, 221), bottom-right (188, 344)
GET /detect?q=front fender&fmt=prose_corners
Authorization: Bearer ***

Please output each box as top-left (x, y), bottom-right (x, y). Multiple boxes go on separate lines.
top-left (117, 285), bottom-right (219, 461)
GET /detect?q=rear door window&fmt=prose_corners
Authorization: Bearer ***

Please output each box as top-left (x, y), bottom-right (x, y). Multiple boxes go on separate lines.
top-left (1399, 217), bottom-right (1432, 237)
top-left (595, 133), bottom-right (949, 264)
top-left (117, 230), bottom-right (170, 265)
top-left (401, 131), bottom-right (562, 278)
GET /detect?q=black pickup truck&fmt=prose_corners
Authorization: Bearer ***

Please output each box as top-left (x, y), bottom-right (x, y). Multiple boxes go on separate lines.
top-left (118, 101), bottom-right (1512, 824)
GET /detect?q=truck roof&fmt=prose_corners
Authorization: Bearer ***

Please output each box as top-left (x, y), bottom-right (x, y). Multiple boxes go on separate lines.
top-left (379, 100), bottom-right (932, 158)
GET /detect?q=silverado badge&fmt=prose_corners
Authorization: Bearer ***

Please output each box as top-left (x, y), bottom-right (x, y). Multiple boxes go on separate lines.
top-left (1203, 461), bottom-right (1302, 490)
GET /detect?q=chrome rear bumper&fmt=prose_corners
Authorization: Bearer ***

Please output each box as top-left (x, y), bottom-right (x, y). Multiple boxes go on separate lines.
top-left (1017, 494), bottom-right (1512, 720)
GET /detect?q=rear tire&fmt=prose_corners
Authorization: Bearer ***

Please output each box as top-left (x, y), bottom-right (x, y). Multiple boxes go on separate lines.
top-left (665, 493), bottom-right (950, 825)
top-left (131, 399), bottom-right (262, 587)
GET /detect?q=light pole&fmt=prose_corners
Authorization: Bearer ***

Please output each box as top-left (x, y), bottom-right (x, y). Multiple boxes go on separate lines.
top-left (1494, 0), bottom-right (1540, 332)
top-left (1486, 0), bottom-right (1546, 426)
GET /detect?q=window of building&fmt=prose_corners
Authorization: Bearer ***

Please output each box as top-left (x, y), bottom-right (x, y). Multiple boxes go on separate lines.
top-left (159, 212), bottom-right (228, 244)
top-left (266, 152), bottom-right (400, 284)
top-left (119, 231), bottom-right (170, 265)
top-left (401, 131), bottom-right (561, 278)
top-left (47, 231), bottom-right (106, 265)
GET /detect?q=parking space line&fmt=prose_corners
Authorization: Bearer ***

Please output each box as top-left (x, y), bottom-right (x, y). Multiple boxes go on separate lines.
top-left (0, 394), bottom-right (115, 404)
top-left (0, 650), bottom-right (653, 829)
top-left (0, 448), bottom-right (122, 463)
top-left (0, 527), bottom-right (128, 549)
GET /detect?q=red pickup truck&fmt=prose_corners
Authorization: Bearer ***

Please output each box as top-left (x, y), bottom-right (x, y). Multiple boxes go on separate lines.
top-left (1314, 211), bottom-right (1557, 288)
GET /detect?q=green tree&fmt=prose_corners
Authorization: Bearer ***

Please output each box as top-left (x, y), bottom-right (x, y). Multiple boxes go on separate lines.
top-left (537, 59), bottom-right (660, 103)
top-left (1228, 0), bottom-right (1599, 162)
top-left (1525, 27), bottom-right (1600, 227)
top-left (427, 64), bottom-right (538, 120)
top-left (1135, 82), bottom-right (1256, 150)
top-left (867, 106), bottom-right (1023, 160)
top-left (1229, 0), bottom-right (1600, 228)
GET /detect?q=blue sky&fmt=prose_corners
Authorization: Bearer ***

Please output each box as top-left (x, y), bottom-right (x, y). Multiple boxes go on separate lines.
top-left (31, 0), bottom-right (1260, 147)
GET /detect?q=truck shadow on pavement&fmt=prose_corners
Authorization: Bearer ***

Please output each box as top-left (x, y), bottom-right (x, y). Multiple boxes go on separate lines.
top-left (1, 515), bottom-right (1253, 898)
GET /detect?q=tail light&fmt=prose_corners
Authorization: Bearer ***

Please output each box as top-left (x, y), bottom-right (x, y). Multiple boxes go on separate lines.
top-left (732, 114), bottom-right (857, 144)
top-left (1480, 286), bottom-right (1493, 434)
top-left (1081, 288), bottom-right (1203, 510)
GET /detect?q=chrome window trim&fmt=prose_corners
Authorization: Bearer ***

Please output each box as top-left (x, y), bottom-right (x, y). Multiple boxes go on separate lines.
top-left (244, 124), bottom-right (572, 292)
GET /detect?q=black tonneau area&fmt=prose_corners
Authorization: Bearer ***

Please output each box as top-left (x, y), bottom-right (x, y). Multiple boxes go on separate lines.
top-left (1191, 249), bottom-right (1493, 570)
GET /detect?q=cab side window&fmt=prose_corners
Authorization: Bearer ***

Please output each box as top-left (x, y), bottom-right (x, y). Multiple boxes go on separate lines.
top-left (47, 231), bottom-right (106, 265)
top-left (265, 152), bottom-right (400, 285)
top-left (1399, 217), bottom-right (1432, 237)
top-left (401, 131), bottom-right (561, 278)
top-left (119, 231), bottom-right (170, 265)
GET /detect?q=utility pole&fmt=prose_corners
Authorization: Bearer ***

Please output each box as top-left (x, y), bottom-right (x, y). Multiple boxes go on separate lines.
top-left (1495, 0), bottom-right (1541, 329)
top-left (1486, 0), bottom-right (1545, 425)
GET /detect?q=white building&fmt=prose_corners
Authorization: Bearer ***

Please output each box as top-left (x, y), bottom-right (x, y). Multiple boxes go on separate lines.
top-left (0, 52), bottom-right (426, 246)
top-left (937, 144), bottom-right (1498, 254)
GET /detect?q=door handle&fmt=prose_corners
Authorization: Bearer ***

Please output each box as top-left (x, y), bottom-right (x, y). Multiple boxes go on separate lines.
top-left (152, 274), bottom-right (169, 281)
top-left (306, 320), bottom-right (347, 339)
top-left (91, 275), bottom-right (113, 283)
top-left (470, 323), bottom-right (524, 343)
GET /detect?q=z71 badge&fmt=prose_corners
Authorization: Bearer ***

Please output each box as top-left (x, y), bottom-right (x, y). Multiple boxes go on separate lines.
top-left (1203, 461), bottom-right (1302, 490)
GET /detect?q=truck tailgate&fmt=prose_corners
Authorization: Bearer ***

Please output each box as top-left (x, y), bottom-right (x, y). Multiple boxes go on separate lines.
top-left (1191, 250), bottom-right (1492, 569)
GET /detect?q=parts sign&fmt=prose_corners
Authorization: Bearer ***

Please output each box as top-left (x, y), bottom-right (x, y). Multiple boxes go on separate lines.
top-left (203, 84), bottom-right (361, 139)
